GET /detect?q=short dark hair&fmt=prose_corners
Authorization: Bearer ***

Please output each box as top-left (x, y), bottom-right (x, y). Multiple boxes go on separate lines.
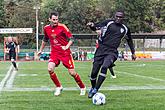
top-left (116, 9), bottom-right (125, 15)
top-left (49, 11), bottom-right (59, 18)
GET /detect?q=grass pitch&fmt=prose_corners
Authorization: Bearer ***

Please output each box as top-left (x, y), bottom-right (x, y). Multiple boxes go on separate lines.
top-left (0, 60), bottom-right (165, 110)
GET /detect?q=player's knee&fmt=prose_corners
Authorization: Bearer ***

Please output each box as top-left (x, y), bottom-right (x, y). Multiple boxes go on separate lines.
top-left (68, 69), bottom-right (76, 76)
top-left (103, 60), bottom-right (113, 69)
top-left (90, 69), bottom-right (98, 78)
top-left (90, 67), bottom-right (100, 79)
top-left (100, 66), bottom-right (108, 75)
top-left (90, 75), bottom-right (97, 80)
top-left (11, 59), bottom-right (15, 62)
top-left (48, 68), bottom-right (54, 75)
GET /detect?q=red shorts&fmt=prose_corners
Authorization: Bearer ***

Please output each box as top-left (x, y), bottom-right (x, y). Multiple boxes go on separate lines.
top-left (49, 52), bottom-right (75, 69)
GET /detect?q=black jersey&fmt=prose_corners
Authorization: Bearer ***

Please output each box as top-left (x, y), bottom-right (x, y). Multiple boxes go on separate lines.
top-left (6, 42), bottom-right (18, 53)
top-left (90, 20), bottom-right (135, 56)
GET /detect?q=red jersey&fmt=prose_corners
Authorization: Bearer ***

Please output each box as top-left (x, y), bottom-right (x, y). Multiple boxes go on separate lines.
top-left (44, 23), bottom-right (73, 55)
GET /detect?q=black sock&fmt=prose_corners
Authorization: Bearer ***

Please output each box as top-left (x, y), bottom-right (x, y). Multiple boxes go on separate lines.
top-left (12, 61), bottom-right (17, 68)
top-left (90, 78), bottom-right (96, 88)
top-left (95, 67), bottom-right (107, 90)
top-left (90, 63), bottom-right (101, 89)
top-left (109, 67), bottom-right (115, 76)
top-left (95, 74), bottom-right (106, 90)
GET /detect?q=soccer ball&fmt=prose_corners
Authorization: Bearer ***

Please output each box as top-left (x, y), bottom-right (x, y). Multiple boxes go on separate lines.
top-left (92, 93), bottom-right (106, 105)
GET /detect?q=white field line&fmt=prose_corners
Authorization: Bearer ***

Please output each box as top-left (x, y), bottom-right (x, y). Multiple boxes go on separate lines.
top-left (5, 63), bottom-right (19, 89)
top-left (2, 85), bottom-right (165, 92)
top-left (0, 65), bottom-right (13, 93)
top-left (17, 74), bottom-right (38, 76)
top-left (5, 70), bottom-right (17, 89)
top-left (116, 71), bottom-right (165, 82)
top-left (117, 63), bottom-right (146, 67)
top-left (2, 63), bottom-right (165, 92)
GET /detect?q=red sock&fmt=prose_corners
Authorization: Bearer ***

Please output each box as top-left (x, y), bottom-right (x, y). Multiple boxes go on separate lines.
top-left (73, 73), bottom-right (85, 88)
top-left (49, 71), bottom-right (61, 87)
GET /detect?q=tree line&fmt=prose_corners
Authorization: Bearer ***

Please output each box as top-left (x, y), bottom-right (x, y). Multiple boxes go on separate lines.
top-left (0, 0), bottom-right (165, 48)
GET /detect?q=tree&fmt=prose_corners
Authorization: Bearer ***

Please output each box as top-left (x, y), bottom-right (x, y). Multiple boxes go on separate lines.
top-left (4, 1), bottom-right (17, 27)
top-left (114, 0), bottom-right (154, 33)
top-left (97, 0), bottom-right (115, 18)
top-left (151, 0), bottom-right (165, 30)
top-left (41, 0), bottom-right (105, 33)
top-left (0, 0), bottom-right (5, 28)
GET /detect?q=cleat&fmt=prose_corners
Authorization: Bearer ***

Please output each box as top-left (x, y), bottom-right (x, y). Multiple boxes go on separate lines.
top-left (54, 86), bottom-right (63, 96)
top-left (80, 87), bottom-right (86, 96)
top-left (88, 88), bottom-right (93, 98)
top-left (111, 74), bottom-right (116, 79)
top-left (88, 88), bottom-right (97, 98)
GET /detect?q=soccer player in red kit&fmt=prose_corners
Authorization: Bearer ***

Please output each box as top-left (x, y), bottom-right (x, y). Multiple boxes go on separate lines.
top-left (38, 11), bottom-right (86, 96)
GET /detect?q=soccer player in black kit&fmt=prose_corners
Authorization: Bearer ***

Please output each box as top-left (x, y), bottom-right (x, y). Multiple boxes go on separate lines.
top-left (96, 29), bottom-right (116, 79)
top-left (87, 10), bottom-right (136, 98)
top-left (5, 37), bottom-right (19, 71)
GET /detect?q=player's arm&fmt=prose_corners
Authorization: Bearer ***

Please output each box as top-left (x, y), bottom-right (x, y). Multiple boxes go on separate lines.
top-left (87, 20), bottom-right (110, 31)
top-left (96, 29), bottom-right (101, 36)
top-left (126, 28), bottom-right (136, 60)
top-left (38, 27), bottom-right (49, 55)
top-left (61, 24), bottom-right (74, 50)
top-left (5, 48), bottom-right (9, 53)
top-left (38, 40), bottom-right (46, 55)
top-left (15, 42), bottom-right (20, 53)
top-left (5, 43), bottom-right (10, 53)
top-left (61, 37), bottom-right (74, 50)
top-left (16, 45), bottom-right (20, 53)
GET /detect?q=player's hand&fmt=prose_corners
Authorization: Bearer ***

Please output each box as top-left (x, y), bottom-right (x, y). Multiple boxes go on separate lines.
top-left (96, 30), bottom-right (101, 36)
top-left (37, 50), bottom-right (42, 56)
top-left (5, 48), bottom-right (9, 53)
top-left (87, 22), bottom-right (94, 27)
top-left (5, 50), bottom-right (9, 53)
top-left (61, 46), bottom-right (68, 50)
top-left (17, 49), bottom-right (20, 53)
top-left (131, 54), bottom-right (136, 61)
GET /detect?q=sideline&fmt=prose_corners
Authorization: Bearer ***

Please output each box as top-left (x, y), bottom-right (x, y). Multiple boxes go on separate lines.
top-left (0, 65), bottom-right (13, 93)
top-left (116, 71), bottom-right (165, 82)
top-left (5, 70), bottom-right (17, 89)
top-left (5, 63), bottom-right (19, 89)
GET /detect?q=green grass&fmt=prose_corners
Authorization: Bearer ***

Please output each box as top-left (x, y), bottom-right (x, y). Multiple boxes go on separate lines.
top-left (0, 60), bottom-right (165, 110)
top-left (0, 62), bottom-right (11, 80)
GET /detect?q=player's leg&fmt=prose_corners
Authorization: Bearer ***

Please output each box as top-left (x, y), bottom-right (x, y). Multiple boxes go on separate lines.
top-left (89, 60), bottom-right (109, 98)
top-left (10, 52), bottom-right (18, 70)
top-left (48, 61), bottom-right (62, 96)
top-left (109, 63), bottom-right (116, 78)
top-left (109, 67), bottom-right (116, 78)
top-left (68, 69), bottom-right (86, 95)
top-left (88, 62), bottom-right (101, 98)
top-left (63, 54), bottom-right (86, 95)
top-left (91, 54), bottom-right (117, 97)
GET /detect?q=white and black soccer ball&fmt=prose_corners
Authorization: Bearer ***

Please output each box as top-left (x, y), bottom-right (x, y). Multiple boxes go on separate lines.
top-left (92, 92), bottom-right (106, 105)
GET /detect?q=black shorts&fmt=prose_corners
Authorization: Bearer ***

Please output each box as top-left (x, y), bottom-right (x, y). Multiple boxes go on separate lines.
top-left (9, 52), bottom-right (16, 60)
top-left (93, 53), bottom-right (117, 68)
